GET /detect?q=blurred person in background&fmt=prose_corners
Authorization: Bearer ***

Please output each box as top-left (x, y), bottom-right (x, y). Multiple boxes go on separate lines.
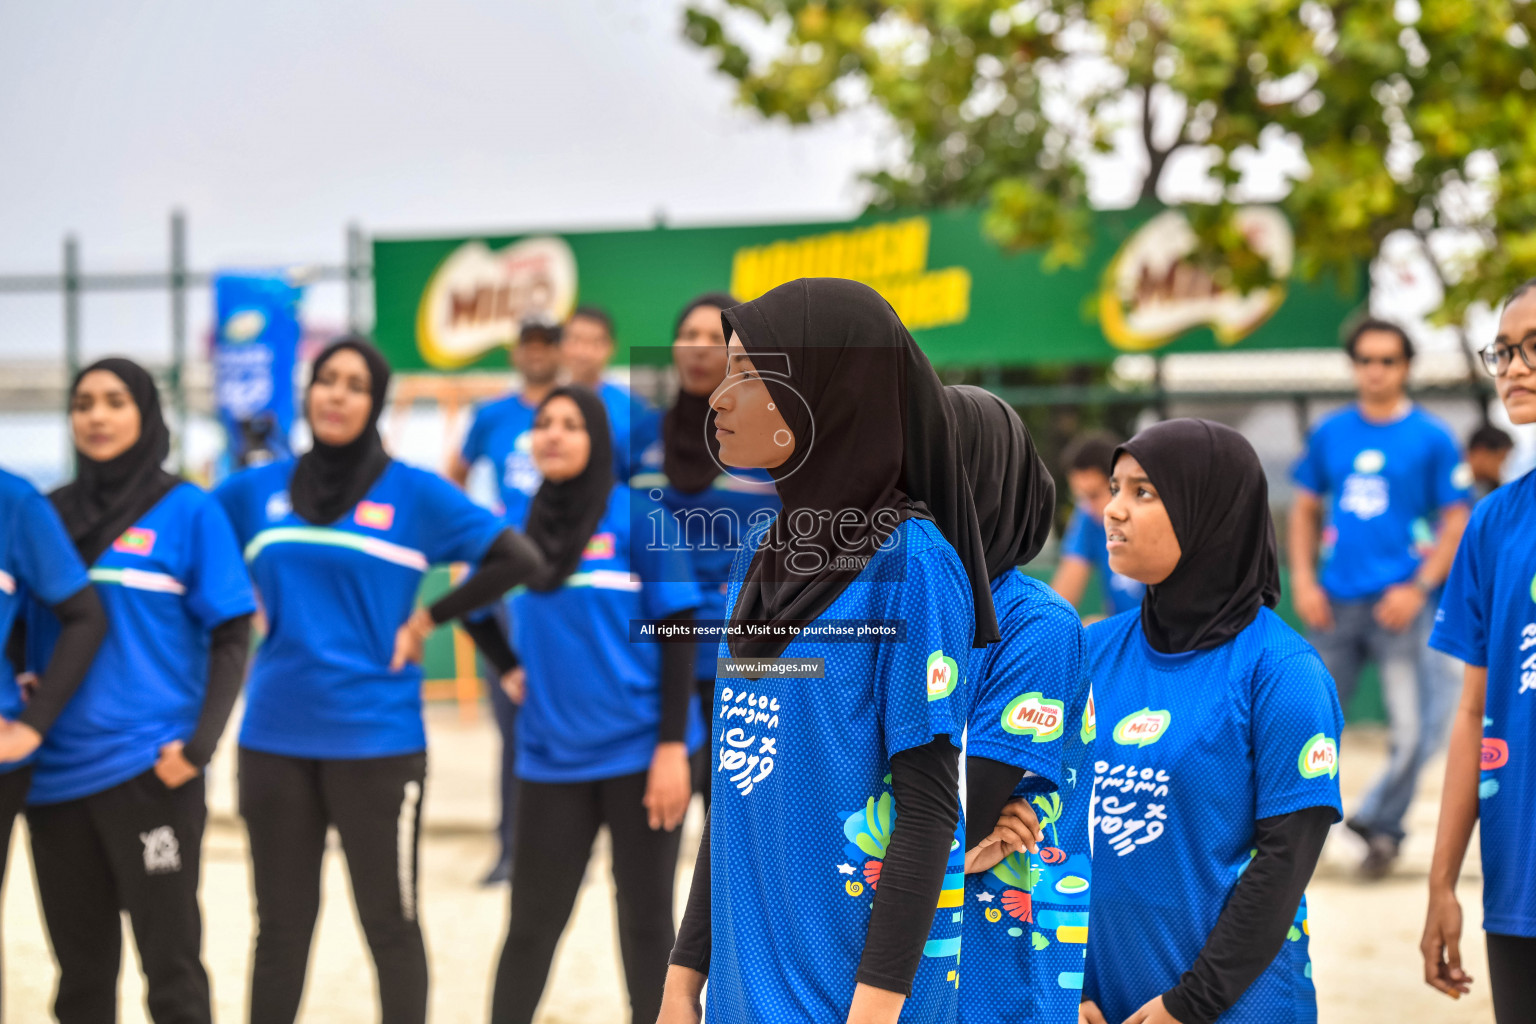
top-left (24, 359), bottom-right (255, 1024)
top-left (0, 464), bottom-right (106, 1010)
top-left (1050, 431), bottom-right (1146, 621)
top-left (1465, 423), bottom-right (1514, 504)
top-left (647, 291), bottom-right (779, 806)
top-left (1421, 278), bottom-right (1536, 1021)
top-left (561, 305), bottom-right (662, 483)
top-left (486, 386), bottom-right (701, 1024)
top-left (216, 338), bottom-right (541, 1024)
top-left (1288, 318), bottom-right (1471, 880)
top-left (448, 316), bottom-right (563, 886)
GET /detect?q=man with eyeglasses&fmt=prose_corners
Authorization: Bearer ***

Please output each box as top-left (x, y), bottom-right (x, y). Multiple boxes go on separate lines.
top-left (1288, 317), bottom-right (1472, 879)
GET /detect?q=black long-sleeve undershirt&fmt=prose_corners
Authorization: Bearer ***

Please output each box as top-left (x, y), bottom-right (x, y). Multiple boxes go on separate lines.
top-left (670, 735), bottom-right (960, 997)
top-left (181, 613), bottom-right (254, 767)
top-left (13, 585), bottom-right (106, 736)
top-left (462, 615), bottom-right (519, 675)
top-left (426, 529), bottom-right (543, 626)
top-left (1160, 805), bottom-right (1335, 1024)
top-left (656, 612), bottom-right (697, 744)
top-left (965, 755), bottom-right (1028, 850)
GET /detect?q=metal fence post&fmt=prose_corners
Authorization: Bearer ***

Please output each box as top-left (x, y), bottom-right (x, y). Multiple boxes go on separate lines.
top-left (170, 209), bottom-right (188, 469)
top-left (63, 234), bottom-right (81, 453)
top-left (346, 222), bottom-right (364, 334)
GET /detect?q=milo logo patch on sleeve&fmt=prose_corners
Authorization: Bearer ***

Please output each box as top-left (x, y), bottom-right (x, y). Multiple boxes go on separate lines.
top-left (1001, 692), bottom-right (1065, 742)
top-left (926, 649), bottom-right (958, 701)
top-left (1297, 733), bottom-right (1338, 779)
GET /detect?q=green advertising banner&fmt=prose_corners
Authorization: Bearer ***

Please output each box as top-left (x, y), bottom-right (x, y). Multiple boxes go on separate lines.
top-left (372, 205), bottom-right (1363, 372)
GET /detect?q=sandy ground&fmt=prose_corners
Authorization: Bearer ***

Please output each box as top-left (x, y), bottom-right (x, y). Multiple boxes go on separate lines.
top-left (0, 712), bottom-right (1496, 1023)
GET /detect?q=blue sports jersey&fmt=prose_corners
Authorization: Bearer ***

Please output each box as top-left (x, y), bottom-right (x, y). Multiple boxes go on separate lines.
top-left (26, 484), bottom-right (255, 804)
top-left (1081, 608), bottom-right (1344, 1024)
top-left (706, 516), bottom-right (973, 1024)
top-left (960, 570), bottom-right (1090, 1024)
top-left (0, 468), bottom-right (91, 764)
top-left (599, 379), bottom-right (661, 484)
top-left (1060, 508), bottom-right (1146, 616)
top-left (1429, 468), bottom-right (1536, 937)
top-left (1292, 405), bottom-right (1470, 600)
top-left (510, 486), bottom-right (704, 783)
top-left (634, 468), bottom-right (781, 680)
top-left (216, 459), bottom-right (504, 759)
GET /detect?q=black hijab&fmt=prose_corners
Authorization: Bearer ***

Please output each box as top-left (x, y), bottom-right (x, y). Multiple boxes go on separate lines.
top-left (663, 291), bottom-right (738, 495)
top-left (522, 385), bottom-right (615, 592)
top-left (723, 278), bottom-right (999, 658)
top-left (945, 385), bottom-right (1056, 580)
top-left (1116, 418), bottom-right (1280, 654)
top-left (290, 337), bottom-right (393, 525)
top-left (52, 358), bottom-right (180, 565)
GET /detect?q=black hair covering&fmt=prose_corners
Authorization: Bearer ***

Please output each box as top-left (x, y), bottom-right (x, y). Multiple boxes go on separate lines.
top-left (722, 278), bottom-right (998, 657)
top-left (522, 385), bottom-right (615, 592)
top-left (1116, 418), bottom-right (1280, 654)
top-left (290, 336), bottom-right (393, 525)
top-left (664, 291), bottom-right (738, 495)
top-left (52, 357), bottom-right (180, 565)
top-left (945, 385), bottom-right (1056, 580)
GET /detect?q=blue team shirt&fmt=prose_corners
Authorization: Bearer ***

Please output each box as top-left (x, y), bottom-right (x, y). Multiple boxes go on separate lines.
top-left (961, 571), bottom-right (1090, 1024)
top-left (635, 467), bottom-right (781, 680)
top-left (26, 484), bottom-right (255, 804)
top-left (1060, 508), bottom-right (1146, 616)
top-left (0, 468), bottom-right (91, 767)
top-left (1292, 405), bottom-right (1471, 600)
top-left (510, 486), bottom-right (704, 783)
top-left (461, 380), bottom-right (661, 528)
top-left (216, 459), bottom-right (504, 759)
top-left (1081, 608), bottom-right (1344, 1024)
top-left (706, 516), bottom-right (973, 1024)
top-left (1429, 468), bottom-right (1536, 937)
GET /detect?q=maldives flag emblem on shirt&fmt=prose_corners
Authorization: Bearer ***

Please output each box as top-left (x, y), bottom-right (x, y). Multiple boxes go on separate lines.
top-left (354, 502), bottom-right (396, 530)
top-left (583, 532), bottom-right (616, 560)
top-left (113, 528), bottom-right (157, 556)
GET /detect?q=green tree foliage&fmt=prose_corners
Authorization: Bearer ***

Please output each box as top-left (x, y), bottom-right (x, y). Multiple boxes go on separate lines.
top-left (683, 0), bottom-right (1536, 321)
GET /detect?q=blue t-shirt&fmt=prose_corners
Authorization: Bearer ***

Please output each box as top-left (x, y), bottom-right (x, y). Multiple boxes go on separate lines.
top-left (0, 468), bottom-right (91, 763)
top-left (26, 483), bottom-right (256, 804)
top-left (216, 459), bottom-right (504, 759)
top-left (1081, 608), bottom-right (1344, 1024)
top-left (1429, 468), bottom-right (1536, 937)
top-left (706, 516), bottom-right (973, 1024)
top-left (1060, 508), bottom-right (1146, 616)
top-left (510, 486), bottom-right (704, 783)
top-left (461, 381), bottom-right (662, 529)
top-left (961, 570), bottom-right (1090, 1024)
top-left (636, 468), bottom-right (781, 680)
top-left (1292, 405), bottom-right (1470, 600)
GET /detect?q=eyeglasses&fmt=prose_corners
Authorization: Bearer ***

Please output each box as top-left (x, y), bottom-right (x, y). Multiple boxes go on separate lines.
top-left (1478, 336), bottom-right (1536, 376)
top-left (1352, 355), bottom-right (1405, 368)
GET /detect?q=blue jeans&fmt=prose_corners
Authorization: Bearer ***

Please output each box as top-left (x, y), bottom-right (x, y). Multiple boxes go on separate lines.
top-left (1309, 597), bottom-right (1454, 842)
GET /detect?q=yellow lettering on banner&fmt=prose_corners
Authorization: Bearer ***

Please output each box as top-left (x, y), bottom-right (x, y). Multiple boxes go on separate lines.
top-left (728, 217), bottom-right (969, 330)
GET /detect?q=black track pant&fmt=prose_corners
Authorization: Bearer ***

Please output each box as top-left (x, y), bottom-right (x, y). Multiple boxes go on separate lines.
top-left (0, 767), bottom-right (32, 1013)
top-left (238, 747), bottom-right (428, 1024)
top-left (490, 768), bottom-right (683, 1024)
top-left (26, 770), bottom-right (210, 1024)
top-left (1488, 932), bottom-right (1536, 1023)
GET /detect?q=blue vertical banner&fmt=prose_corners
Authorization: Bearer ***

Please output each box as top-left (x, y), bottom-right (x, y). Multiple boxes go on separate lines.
top-left (213, 272), bottom-right (302, 472)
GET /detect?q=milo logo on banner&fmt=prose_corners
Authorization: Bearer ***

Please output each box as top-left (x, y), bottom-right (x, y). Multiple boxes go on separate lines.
top-left (416, 236), bottom-right (578, 369)
top-left (1297, 733), bottom-right (1339, 779)
top-left (1112, 708), bottom-right (1171, 747)
top-left (1001, 692), bottom-right (1065, 742)
top-left (926, 650), bottom-right (958, 701)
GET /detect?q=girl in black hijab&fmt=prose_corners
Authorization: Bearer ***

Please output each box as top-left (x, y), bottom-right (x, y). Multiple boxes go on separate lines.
top-left (24, 357), bottom-right (256, 1024)
top-left (488, 386), bottom-right (702, 1024)
top-left (1032, 419), bottom-right (1345, 1024)
top-left (213, 338), bottom-right (542, 1024)
top-left (662, 279), bottom-right (993, 1024)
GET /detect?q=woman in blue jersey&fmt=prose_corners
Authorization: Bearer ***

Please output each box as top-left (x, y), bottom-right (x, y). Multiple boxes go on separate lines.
top-left (1422, 278), bottom-right (1536, 1020)
top-left (649, 292), bottom-right (781, 804)
top-left (942, 385), bottom-right (1092, 1024)
top-left (661, 278), bottom-right (999, 1024)
top-left (23, 358), bottom-right (256, 1024)
top-left (214, 338), bottom-right (541, 1024)
top-left (0, 465), bottom-right (106, 1009)
top-left (1063, 419), bottom-right (1342, 1024)
top-left (487, 384), bottom-right (702, 1023)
